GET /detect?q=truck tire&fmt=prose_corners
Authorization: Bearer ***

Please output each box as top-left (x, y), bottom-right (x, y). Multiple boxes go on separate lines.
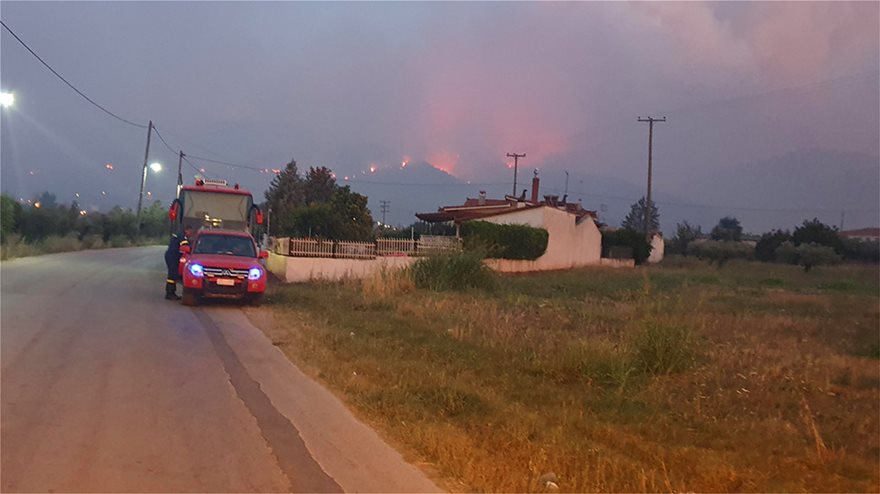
top-left (247, 294), bottom-right (263, 307)
top-left (182, 288), bottom-right (199, 307)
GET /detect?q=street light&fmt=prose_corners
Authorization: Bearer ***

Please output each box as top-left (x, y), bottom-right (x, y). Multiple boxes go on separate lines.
top-left (149, 162), bottom-right (162, 173)
top-left (0, 92), bottom-right (14, 108)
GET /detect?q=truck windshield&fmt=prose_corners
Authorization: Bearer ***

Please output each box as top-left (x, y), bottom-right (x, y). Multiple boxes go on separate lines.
top-left (182, 190), bottom-right (251, 231)
top-left (194, 235), bottom-right (256, 257)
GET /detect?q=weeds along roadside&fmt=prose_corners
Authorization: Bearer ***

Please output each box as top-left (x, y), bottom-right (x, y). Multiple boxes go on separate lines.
top-left (0, 233), bottom-right (164, 261)
top-left (258, 255), bottom-right (880, 492)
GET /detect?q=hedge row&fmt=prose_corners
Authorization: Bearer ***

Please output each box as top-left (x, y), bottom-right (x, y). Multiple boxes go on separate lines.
top-left (461, 221), bottom-right (549, 260)
top-left (601, 229), bottom-right (652, 265)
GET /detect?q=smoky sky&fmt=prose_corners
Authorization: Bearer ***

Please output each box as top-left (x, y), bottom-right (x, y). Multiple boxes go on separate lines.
top-left (1, 1), bottom-right (878, 228)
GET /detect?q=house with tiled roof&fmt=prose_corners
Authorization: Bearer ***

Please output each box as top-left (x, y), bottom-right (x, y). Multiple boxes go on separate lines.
top-left (841, 228), bottom-right (880, 242)
top-left (415, 173), bottom-right (603, 271)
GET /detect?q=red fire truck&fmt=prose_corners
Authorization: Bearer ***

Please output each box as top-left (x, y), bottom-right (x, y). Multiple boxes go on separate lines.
top-left (169, 179), bottom-right (267, 306)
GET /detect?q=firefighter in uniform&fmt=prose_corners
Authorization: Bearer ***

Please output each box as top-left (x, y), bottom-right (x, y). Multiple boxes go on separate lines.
top-left (164, 225), bottom-right (193, 300)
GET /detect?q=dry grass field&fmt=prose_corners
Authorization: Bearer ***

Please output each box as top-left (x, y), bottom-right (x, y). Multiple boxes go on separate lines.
top-left (253, 257), bottom-right (879, 492)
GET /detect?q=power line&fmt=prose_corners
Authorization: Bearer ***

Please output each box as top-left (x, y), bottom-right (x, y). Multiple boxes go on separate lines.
top-left (181, 155), bottom-right (209, 178)
top-left (151, 125), bottom-right (179, 155)
top-left (186, 154), bottom-right (268, 172)
top-left (345, 179), bottom-right (509, 187)
top-left (1, 20), bottom-right (270, 180)
top-left (0, 20), bottom-right (148, 129)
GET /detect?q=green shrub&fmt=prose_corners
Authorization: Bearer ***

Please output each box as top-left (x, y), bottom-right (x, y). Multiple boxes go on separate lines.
top-left (630, 321), bottom-right (696, 375)
top-left (411, 251), bottom-right (495, 291)
top-left (842, 238), bottom-right (880, 263)
top-left (42, 234), bottom-right (82, 254)
top-left (460, 221), bottom-right (548, 260)
top-left (107, 235), bottom-right (133, 248)
top-left (602, 229), bottom-right (652, 265)
top-left (81, 234), bottom-right (105, 250)
top-left (690, 240), bottom-right (753, 267)
top-left (755, 230), bottom-right (791, 262)
top-left (792, 218), bottom-right (844, 254)
top-left (775, 241), bottom-right (842, 272)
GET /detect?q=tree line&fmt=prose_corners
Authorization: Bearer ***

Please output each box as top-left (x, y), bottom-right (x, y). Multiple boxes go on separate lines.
top-left (263, 160), bottom-right (374, 241)
top-left (668, 216), bottom-right (878, 271)
top-left (604, 197), bottom-right (877, 269)
top-left (1, 192), bottom-right (169, 256)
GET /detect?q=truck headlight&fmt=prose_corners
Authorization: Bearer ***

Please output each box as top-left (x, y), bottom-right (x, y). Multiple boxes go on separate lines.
top-left (248, 267), bottom-right (262, 280)
top-left (189, 263), bottom-right (204, 277)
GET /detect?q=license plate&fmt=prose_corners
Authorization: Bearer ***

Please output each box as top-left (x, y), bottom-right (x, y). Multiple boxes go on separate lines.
top-left (216, 278), bottom-right (235, 286)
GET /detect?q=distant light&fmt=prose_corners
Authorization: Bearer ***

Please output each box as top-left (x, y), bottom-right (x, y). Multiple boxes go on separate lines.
top-left (28, 171), bottom-right (35, 176)
top-left (75, 192), bottom-right (80, 198)
top-left (401, 160), bottom-right (408, 168)
top-left (105, 163), bottom-right (114, 171)
top-left (0, 92), bottom-right (14, 108)
top-left (147, 191), bottom-right (152, 197)
top-left (79, 210), bottom-right (87, 216)
top-left (101, 191), bottom-right (107, 196)
top-left (369, 165), bottom-right (377, 173)
top-left (149, 162), bottom-right (162, 173)
top-left (34, 202), bottom-right (41, 208)
top-left (344, 176), bottom-right (349, 181)
top-left (200, 168), bottom-right (206, 173)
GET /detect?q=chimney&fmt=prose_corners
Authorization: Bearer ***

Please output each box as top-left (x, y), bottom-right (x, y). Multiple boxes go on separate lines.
top-left (531, 169), bottom-right (540, 204)
top-left (478, 190), bottom-right (486, 206)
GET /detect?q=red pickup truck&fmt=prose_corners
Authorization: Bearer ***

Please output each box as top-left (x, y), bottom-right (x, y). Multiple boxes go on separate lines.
top-left (179, 229), bottom-right (268, 306)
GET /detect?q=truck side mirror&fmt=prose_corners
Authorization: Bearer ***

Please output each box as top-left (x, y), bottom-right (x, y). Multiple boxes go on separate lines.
top-left (255, 209), bottom-right (264, 225)
top-left (179, 245), bottom-right (191, 254)
top-left (259, 250), bottom-right (269, 259)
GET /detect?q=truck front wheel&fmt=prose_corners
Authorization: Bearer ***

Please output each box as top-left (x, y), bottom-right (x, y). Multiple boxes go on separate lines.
top-left (182, 288), bottom-right (199, 307)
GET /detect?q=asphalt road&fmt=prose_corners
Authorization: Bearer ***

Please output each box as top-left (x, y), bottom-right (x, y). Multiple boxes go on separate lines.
top-left (1, 247), bottom-right (440, 493)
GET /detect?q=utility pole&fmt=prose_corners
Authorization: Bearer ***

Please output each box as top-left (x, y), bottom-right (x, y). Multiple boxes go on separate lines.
top-left (564, 171), bottom-right (570, 196)
top-left (507, 152), bottom-right (526, 197)
top-left (637, 116), bottom-right (665, 242)
top-left (840, 210), bottom-right (845, 231)
top-left (176, 150), bottom-right (185, 197)
top-left (136, 120), bottom-right (153, 232)
top-left (379, 200), bottom-right (390, 225)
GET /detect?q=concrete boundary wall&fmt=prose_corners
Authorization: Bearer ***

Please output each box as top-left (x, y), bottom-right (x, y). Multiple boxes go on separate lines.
top-left (269, 252), bottom-right (636, 284)
top-left (267, 253), bottom-right (415, 283)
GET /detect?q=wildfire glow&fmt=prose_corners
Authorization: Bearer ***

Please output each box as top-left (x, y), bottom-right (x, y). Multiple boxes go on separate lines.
top-left (427, 151), bottom-right (459, 175)
top-left (369, 165), bottom-right (377, 173)
top-left (105, 163), bottom-right (114, 170)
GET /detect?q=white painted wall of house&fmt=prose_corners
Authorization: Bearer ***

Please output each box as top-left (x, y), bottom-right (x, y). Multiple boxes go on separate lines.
top-left (648, 234), bottom-right (665, 264)
top-left (480, 206), bottom-right (602, 272)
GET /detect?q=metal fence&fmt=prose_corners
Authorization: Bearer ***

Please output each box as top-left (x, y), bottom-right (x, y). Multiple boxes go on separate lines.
top-left (272, 236), bottom-right (460, 259)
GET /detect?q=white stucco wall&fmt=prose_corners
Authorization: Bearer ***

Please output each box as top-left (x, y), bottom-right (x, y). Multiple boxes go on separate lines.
top-left (480, 206), bottom-right (602, 272)
top-left (267, 253), bottom-right (415, 283)
top-left (648, 234), bottom-right (665, 264)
